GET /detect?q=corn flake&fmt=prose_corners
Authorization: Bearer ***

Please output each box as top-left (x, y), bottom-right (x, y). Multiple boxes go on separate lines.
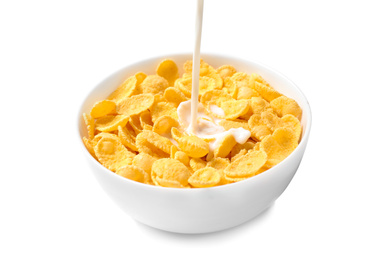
top-left (189, 158), bottom-right (207, 172)
top-left (270, 95), bottom-right (302, 120)
top-left (153, 115), bottom-right (179, 136)
top-left (108, 76), bottom-right (137, 102)
top-left (136, 130), bottom-right (175, 158)
top-left (128, 115), bottom-right (143, 135)
top-left (174, 151), bottom-right (190, 166)
top-left (139, 111), bottom-right (153, 130)
top-left (207, 157), bottom-right (230, 170)
top-left (132, 152), bottom-right (157, 175)
top-left (213, 133), bottom-right (236, 158)
top-left (237, 86), bottom-right (260, 100)
top-left (163, 87), bottom-right (188, 107)
top-left (151, 158), bottom-right (191, 188)
top-left (219, 119), bottom-right (250, 131)
top-left (139, 75), bottom-right (169, 95)
top-left (116, 94), bottom-right (154, 117)
top-left (250, 96), bottom-right (272, 115)
top-left (280, 114), bottom-right (302, 143)
top-left (83, 113), bottom-right (95, 139)
top-left (175, 134), bottom-right (209, 158)
top-left (90, 100), bottom-right (116, 118)
top-left (222, 77), bottom-right (239, 98)
top-left (94, 136), bottom-right (135, 172)
top-left (171, 128), bottom-right (209, 158)
top-left (251, 81), bottom-right (281, 102)
top-left (201, 90), bottom-right (250, 119)
top-left (117, 165), bottom-right (150, 184)
top-left (231, 148), bottom-right (247, 162)
top-left (230, 141), bottom-right (255, 158)
top-left (135, 72), bottom-right (147, 86)
top-left (224, 150), bottom-right (267, 178)
top-left (156, 59), bottom-right (179, 86)
top-left (188, 167), bottom-right (221, 188)
top-left (217, 65), bottom-right (236, 79)
top-left (95, 115), bottom-right (129, 132)
top-left (117, 125), bottom-right (137, 152)
top-left (260, 127), bottom-right (298, 168)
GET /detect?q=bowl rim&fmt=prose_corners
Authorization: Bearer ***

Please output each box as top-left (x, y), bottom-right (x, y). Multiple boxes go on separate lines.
top-left (77, 52), bottom-right (312, 192)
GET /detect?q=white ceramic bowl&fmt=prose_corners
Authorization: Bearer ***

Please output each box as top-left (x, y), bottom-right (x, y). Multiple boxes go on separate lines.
top-left (77, 53), bottom-right (312, 234)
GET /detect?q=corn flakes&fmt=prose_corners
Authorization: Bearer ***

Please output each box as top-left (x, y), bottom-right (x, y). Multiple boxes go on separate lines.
top-left (188, 167), bottom-right (221, 188)
top-left (82, 58), bottom-right (303, 188)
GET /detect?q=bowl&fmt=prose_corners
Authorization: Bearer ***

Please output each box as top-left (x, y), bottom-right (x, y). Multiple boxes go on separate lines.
top-left (77, 53), bottom-right (312, 234)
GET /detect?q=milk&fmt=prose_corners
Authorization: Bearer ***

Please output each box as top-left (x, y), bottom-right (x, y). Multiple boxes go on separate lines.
top-left (189, 0), bottom-right (204, 133)
top-left (179, 0), bottom-right (251, 151)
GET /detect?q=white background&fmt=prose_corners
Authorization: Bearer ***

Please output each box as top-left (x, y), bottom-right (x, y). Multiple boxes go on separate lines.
top-left (1, 0), bottom-right (389, 259)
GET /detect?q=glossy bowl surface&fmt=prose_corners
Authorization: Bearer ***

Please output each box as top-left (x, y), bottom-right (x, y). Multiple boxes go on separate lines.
top-left (77, 53), bottom-right (312, 234)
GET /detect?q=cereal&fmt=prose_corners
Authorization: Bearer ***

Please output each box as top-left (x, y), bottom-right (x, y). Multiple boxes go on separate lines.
top-left (183, 60), bottom-right (223, 89)
top-left (139, 111), bottom-right (153, 130)
top-left (163, 87), bottom-right (188, 107)
top-left (108, 76), bottom-right (137, 102)
top-left (82, 58), bottom-right (303, 188)
top-left (95, 115), bottom-right (129, 132)
top-left (250, 96), bottom-right (272, 115)
top-left (152, 115), bottom-right (179, 135)
top-left (218, 119), bottom-right (250, 131)
top-left (132, 152), bottom-right (157, 176)
top-left (83, 113), bottom-right (95, 139)
top-left (173, 151), bottom-right (190, 166)
top-left (92, 132), bottom-right (121, 145)
top-left (260, 127), bottom-right (298, 168)
top-left (116, 93), bottom-right (154, 117)
top-left (176, 76), bottom-right (219, 97)
top-left (230, 148), bottom-right (247, 162)
top-left (94, 136), bottom-right (134, 172)
top-left (134, 72), bottom-right (147, 86)
top-left (216, 64), bottom-right (236, 79)
top-left (213, 133), bottom-right (236, 158)
top-left (156, 59), bottom-right (179, 86)
top-left (207, 157), bottom-right (230, 170)
top-left (128, 115), bottom-right (143, 135)
top-left (138, 75), bottom-right (169, 95)
top-left (189, 158), bottom-right (207, 172)
top-left (251, 81), bottom-right (281, 102)
top-left (136, 130), bottom-right (174, 158)
top-left (151, 158), bottom-right (191, 188)
top-left (270, 96), bottom-right (302, 120)
top-left (248, 113), bottom-right (272, 141)
top-left (90, 100), bottom-right (116, 118)
top-left (222, 77), bottom-right (239, 98)
top-left (117, 125), bottom-right (137, 152)
top-left (224, 150), bottom-right (267, 178)
top-left (219, 99), bottom-right (250, 120)
top-left (200, 89), bottom-right (250, 119)
top-left (237, 86), bottom-right (260, 100)
top-left (172, 131), bottom-right (209, 158)
top-left (280, 114), bottom-right (302, 142)
top-left (150, 100), bottom-right (178, 123)
top-left (228, 72), bottom-right (250, 89)
top-left (249, 111), bottom-right (301, 142)
top-left (188, 167), bottom-right (221, 188)
top-left (230, 141), bottom-right (255, 158)
top-left (117, 165), bottom-right (149, 184)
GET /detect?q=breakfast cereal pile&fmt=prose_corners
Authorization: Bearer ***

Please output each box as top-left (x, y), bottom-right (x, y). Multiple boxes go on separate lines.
top-left (82, 59), bottom-right (302, 188)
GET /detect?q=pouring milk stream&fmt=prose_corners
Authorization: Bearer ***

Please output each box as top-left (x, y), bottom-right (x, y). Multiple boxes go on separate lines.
top-left (177, 0), bottom-right (251, 152)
